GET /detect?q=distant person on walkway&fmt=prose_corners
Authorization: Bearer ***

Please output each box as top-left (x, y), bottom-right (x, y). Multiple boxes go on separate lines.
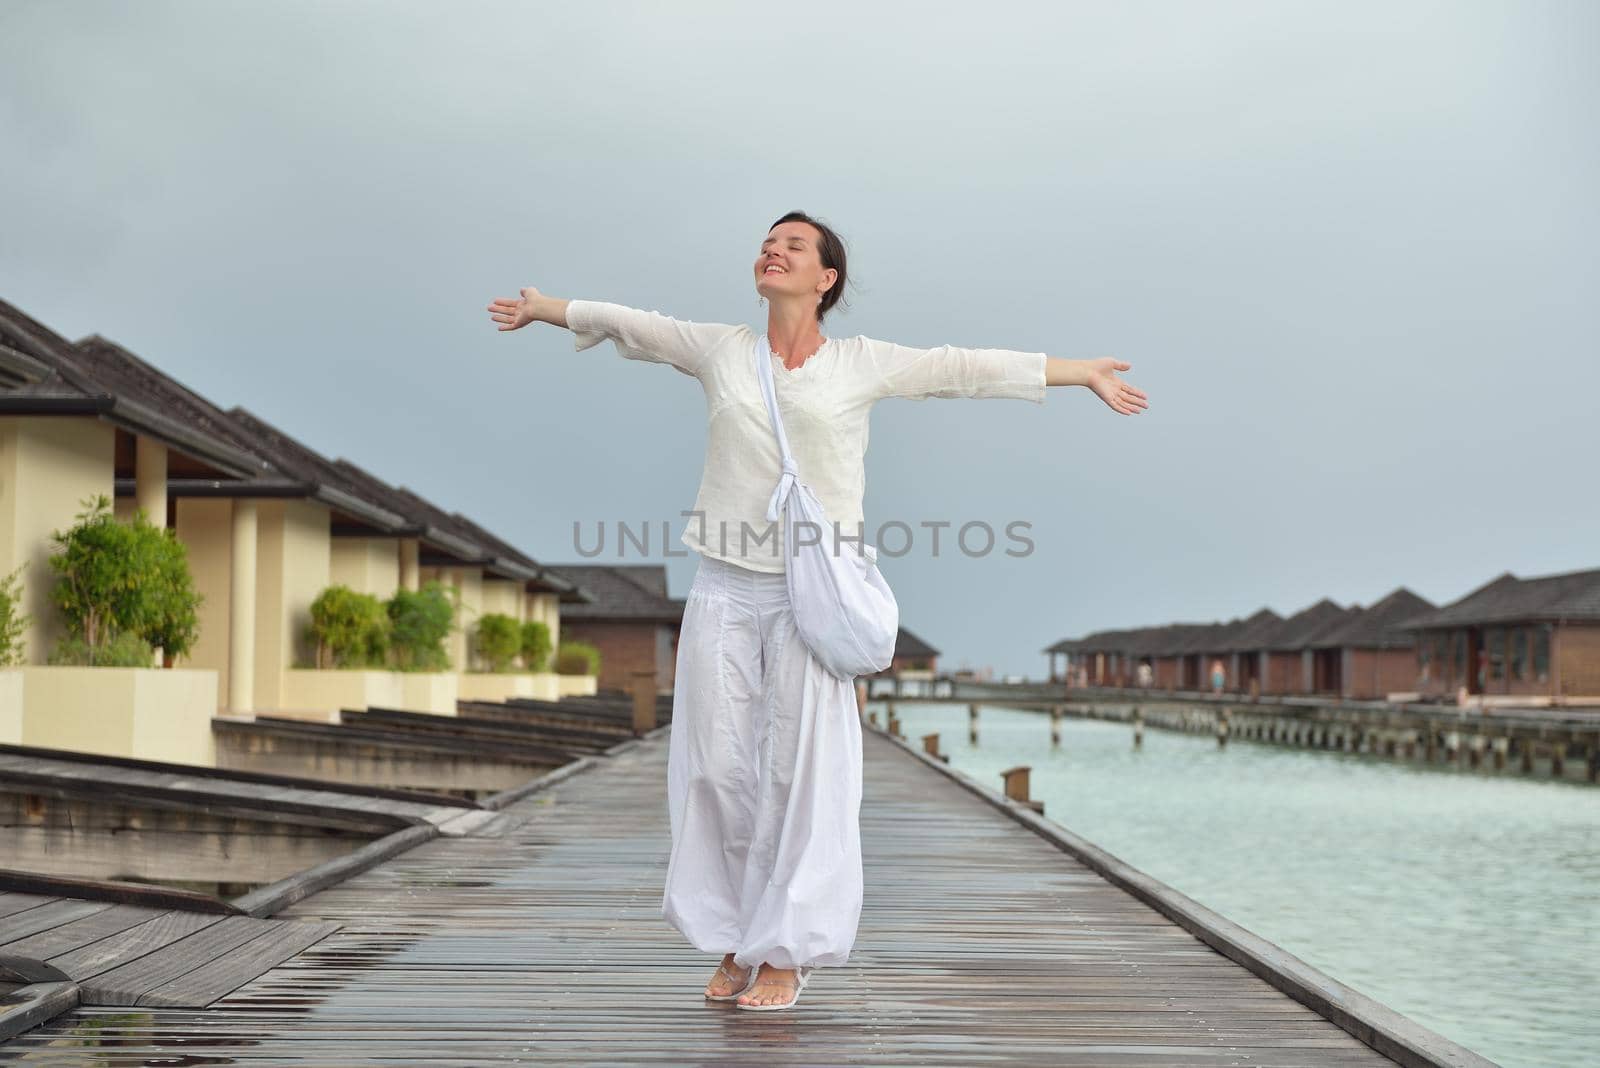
top-left (487, 211), bottom-right (1147, 1010)
top-left (1210, 658), bottom-right (1226, 694)
top-left (1137, 662), bottom-right (1153, 689)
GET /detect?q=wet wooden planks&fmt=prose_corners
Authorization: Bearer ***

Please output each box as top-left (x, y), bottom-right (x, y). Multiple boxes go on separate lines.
top-left (0, 730), bottom-right (1402, 1065)
top-left (0, 749), bottom-right (474, 832)
top-left (0, 895), bottom-right (339, 1011)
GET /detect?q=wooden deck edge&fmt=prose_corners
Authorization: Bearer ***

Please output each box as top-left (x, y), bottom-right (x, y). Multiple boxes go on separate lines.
top-left (0, 872), bottom-right (243, 914)
top-left (0, 980), bottom-right (78, 1043)
top-left (865, 723), bottom-right (1500, 1068)
top-left (479, 757), bottom-right (597, 811)
top-left (478, 723), bottom-right (671, 812)
top-left (230, 822), bottom-right (439, 918)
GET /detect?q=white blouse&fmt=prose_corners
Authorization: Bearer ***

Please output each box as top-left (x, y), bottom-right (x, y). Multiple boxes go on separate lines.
top-left (566, 299), bottom-right (1047, 574)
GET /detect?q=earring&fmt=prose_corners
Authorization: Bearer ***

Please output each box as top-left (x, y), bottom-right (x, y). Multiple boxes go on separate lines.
top-left (758, 296), bottom-right (766, 307)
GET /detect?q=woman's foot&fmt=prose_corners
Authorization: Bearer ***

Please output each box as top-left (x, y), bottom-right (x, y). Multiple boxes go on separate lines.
top-left (703, 953), bottom-right (752, 999)
top-left (736, 963), bottom-right (800, 1008)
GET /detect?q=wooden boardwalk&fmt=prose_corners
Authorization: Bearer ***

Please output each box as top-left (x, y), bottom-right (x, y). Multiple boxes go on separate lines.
top-left (0, 727), bottom-right (1438, 1065)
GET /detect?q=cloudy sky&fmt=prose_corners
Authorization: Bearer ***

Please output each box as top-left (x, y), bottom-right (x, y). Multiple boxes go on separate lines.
top-left (2, 1), bottom-right (1594, 678)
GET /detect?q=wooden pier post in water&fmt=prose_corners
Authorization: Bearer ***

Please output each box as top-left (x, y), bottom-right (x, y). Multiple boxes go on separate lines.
top-left (1050, 705), bottom-right (1062, 747)
top-left (968, 703), bottom-right (979, 745)
top-left (887, 711), bottom-right (902, 740)
top-left (1216, 708), bottom-right (1230, 748)
top-left (1132, 706), bottom-right (1143, 748)
top-left (1000, 765), bottom-right (1044, 814)
top-left (630, 669), bottom-right (657, 734)
top-left (1551, 742), bottom-right (1566, 779)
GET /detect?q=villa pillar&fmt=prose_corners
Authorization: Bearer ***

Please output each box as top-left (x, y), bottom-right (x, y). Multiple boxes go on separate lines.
top-left (135, 436), bottom-right (168, 526)
top-left (229, 500), bottom-right (258, 713)
top-left (399, 538), bottom-right (420, 591)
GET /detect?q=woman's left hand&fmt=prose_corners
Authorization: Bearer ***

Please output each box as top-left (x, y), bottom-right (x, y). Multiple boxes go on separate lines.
top-left (1085, 357), bottom-right (1148, 415)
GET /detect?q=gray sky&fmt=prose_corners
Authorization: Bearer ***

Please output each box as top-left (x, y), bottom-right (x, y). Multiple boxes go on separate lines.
top-left (3, 0), bottom-right (1595, 678)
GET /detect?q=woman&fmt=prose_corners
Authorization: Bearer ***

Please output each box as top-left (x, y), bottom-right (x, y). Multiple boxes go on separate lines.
top-left (486, 211), bottom-right (1147, 1010)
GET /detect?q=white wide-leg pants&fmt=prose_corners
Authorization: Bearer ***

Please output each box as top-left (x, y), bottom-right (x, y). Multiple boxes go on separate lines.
top-left (662, 552), bottom-right (864, 971)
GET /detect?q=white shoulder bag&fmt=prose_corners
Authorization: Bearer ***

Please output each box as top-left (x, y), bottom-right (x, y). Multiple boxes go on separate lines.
top-left (755, 333), bottom-right (899, 681)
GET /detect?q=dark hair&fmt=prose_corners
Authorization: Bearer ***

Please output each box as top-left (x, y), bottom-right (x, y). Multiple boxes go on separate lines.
top-left (768, 210), bottom-right (851, 324)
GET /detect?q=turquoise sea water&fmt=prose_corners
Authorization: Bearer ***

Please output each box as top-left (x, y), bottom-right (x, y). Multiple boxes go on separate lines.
top-left (878, 701), bottom-right (1600, 1068)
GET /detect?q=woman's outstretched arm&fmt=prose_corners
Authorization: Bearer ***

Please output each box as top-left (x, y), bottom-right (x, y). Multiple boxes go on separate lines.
top-left (865, 337), bottom-right (1149, 415)
top-left (487, 286), bottom-right (570, 331)
top-left (1045, 355), bottom-right (1149, 415)
top-left (486, 286), bottom-right (735, 379)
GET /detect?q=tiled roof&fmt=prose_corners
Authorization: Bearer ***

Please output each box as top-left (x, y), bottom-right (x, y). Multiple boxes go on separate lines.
top-left (2, 296), bottom-right (587, 590)
top-left (1212, 608), bottom-right (1287, 653)
top-left (0, 302), bottom-right (267, 480)
top-left (895, 626), bottom-right (940, 659)
top-left (1307, 587), bottom-right (1435, 649)
top-left (1394, 567), bottom-right (1600, 628)
top-left (542, 564), bottom-right (684, 622)
top-left (1259, 598), bottom-right (1357, 651)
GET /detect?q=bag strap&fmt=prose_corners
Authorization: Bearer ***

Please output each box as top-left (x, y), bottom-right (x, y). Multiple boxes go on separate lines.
top-left (755, 334), bottom-right (800, 523)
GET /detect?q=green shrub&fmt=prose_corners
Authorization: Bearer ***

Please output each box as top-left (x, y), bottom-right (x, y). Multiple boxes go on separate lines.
top-left (48, 631), bottom-right (155, 667)
top-left (473, 613), bottom-right (523, 673)
top-left (0, 565), bottom-right (28, 667)
top-left (142, 524), bottom-right (202, 665)
top-left (307, 584), bottom-right (390, 668)
top-left (553, 639), bottom-right (601, 676)
top-left (387, 581), bottom-right (455, 671)
top-left (47, 496), bottom-right (202, 665)
top-left (519, 620), bottom-right (551, 672)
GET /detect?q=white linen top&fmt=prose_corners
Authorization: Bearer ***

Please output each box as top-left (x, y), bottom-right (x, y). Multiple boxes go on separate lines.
top-left (566, 299), bottom-right (1047, 574)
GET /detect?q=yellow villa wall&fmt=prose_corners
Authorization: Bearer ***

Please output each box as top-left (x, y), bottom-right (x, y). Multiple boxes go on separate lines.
top-left (7, 666), bottom-right (218, 764)
top-left (527, 591), bottom-right (561, 651)
top-left (330, 537), bottom-right (400, 600)
top-left (253, 499), bottom-right (331, 709)
top-left (448, 567), bottom-right (483, 672)
top-left (0, 417), bottom-right (116, 664)
top-left (175, 497), bottom-right (235, 703)
top-left (480, 578), bottom-right (521, 622)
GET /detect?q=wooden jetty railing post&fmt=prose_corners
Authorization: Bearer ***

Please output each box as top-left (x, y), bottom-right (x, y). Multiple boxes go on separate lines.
top-left (867, 711), bottom-right (879, 727)
top-left (921, 732), bottom-right (948, 763)
top-left (629, 669), bottom-right (657, 734)
top-left (887, 711), bottom-right (902, 739)
top-left (999, 765), bottom-right (1044, 814)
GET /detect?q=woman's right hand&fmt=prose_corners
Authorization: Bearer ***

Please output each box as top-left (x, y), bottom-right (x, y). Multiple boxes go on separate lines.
top-left (486, 286), bottom-right (545, 332)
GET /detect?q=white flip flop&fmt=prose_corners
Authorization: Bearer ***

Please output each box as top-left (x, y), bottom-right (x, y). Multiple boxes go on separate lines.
top-left (735, 966), bottom-right (813, 1011)
top-left (704, 960), bottom-right (760, 1002)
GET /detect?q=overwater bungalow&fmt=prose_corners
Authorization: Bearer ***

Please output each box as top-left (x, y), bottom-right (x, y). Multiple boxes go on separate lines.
top-left (1303, 587), bottom-right (1436, 700)
top-left (1247, 599), bottom-right (1358, 696)
top-left (1394, 566), bottom-right (1600, 706)
top-left (1211, 608), bottom-right (1286, 695)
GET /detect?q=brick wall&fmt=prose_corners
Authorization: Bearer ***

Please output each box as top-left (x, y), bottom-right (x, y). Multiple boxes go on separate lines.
top-left (561, 622), bottom-right (674, 694)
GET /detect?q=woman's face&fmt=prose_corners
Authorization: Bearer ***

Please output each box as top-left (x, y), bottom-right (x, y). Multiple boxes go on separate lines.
top-left (754, 221), bottom-right (836, 308)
